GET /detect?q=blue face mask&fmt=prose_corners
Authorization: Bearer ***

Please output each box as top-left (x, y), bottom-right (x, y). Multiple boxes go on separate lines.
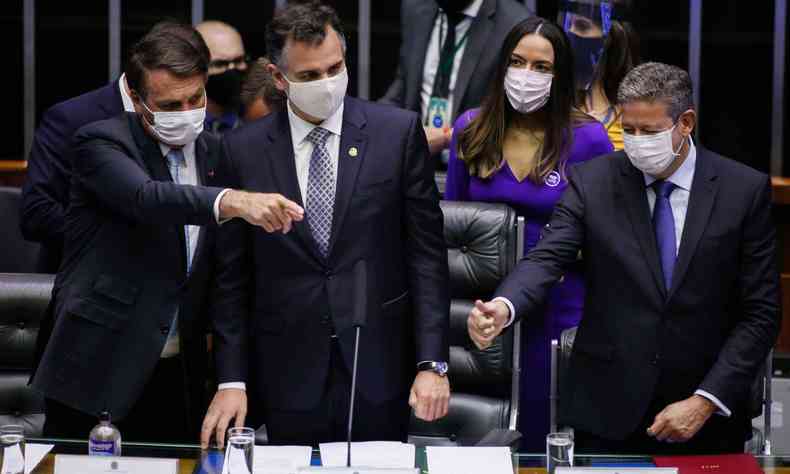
top-left (567, 31), bottom-right (605, 90)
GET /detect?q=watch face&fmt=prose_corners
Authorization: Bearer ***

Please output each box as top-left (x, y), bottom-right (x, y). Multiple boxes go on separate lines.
top-left (437, 361), bottom-right (449, 375)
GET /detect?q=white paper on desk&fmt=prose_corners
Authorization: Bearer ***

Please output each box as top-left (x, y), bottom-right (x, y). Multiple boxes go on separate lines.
top-left (426, 446), bottom-right (513, 474)
top-left (53, 454), bottom-right (177, 474)
top-left (25, 443), bottom-right (54, 474)
top-left (319, 442), bottom-right (415, 468)
top-left (221, 446), bottom-right (312, 474)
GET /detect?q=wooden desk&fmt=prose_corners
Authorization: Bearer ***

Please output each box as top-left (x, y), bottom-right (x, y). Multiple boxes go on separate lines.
top-left (0, 160), bottom-right (26, 187)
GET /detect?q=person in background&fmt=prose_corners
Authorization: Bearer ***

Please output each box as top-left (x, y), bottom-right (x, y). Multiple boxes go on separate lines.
top-left (240, 57), bottom-right (287, 122)
top-left (560, 0), bottom-right (639, 150)
top-left (201, 1), bottom-right (450, 448)
top-left (445, 17), bottom-right (613, 451)
top-left (31, 22), bottom-right (303, 443)
top-left (469, 63), bottom-right (780, 454)
top-left (196, 20), bottom-right (249, 134)
top-left (379, 0), bottom-right (530, 159)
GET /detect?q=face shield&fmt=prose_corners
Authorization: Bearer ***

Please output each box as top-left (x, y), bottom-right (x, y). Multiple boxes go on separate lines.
top-left (558, 0), bottom-right (628, 90)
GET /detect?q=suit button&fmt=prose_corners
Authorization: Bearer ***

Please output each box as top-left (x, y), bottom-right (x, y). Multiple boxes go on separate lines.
top-left (161, 325), bottom-right (170, 335)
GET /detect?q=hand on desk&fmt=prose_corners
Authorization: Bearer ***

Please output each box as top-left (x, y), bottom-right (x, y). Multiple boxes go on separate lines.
top-left (201, 388), bottom-right (247, 449)
top-left (219, 190), bottom-right (304, 233)
top-left (647, 394), bottom-right (716, 443)
top-left (410, 371), bottom-right (451, 422)
top-left (467, 300), bottom-right (509, 350)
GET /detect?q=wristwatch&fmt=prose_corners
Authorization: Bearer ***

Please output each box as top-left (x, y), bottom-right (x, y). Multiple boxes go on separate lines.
top-left (417, 361), bottom-right (449, 377)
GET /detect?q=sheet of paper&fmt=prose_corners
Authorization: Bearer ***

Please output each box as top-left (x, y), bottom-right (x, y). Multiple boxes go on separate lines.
top-left (221, 446), bottom-right (312, 474)
top-left (426, 446), bottom-right (513, 474)
top-left (319, 442), bottom-right (415, 469)
top-left (26, 443), bottom-right (54, 474)
top-left (53, 454), bottom-right (177, 474)
top-left (556, 469), bottom-right (678, 473)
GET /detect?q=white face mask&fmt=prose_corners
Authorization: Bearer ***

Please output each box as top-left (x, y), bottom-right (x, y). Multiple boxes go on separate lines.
top-left (623, 124), bottom-right (687, 176)
top-left (504, 67), bottom-right (553, 113)
top-left (284, 67), bottom-right (348, 121)
top-left (140, 99), bottom-right (205, 147)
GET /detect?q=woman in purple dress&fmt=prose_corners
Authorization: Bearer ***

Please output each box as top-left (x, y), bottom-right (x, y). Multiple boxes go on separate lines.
top-left (445, 17), bottom-right (613, 451)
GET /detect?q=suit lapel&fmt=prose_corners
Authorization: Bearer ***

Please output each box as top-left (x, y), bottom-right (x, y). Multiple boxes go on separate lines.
top-left (327, 99), bottom-right (368, 258)
top-left (617, 156), bottom-right (667, 299)
top-left (266, 111), bottom-right (325, 263)
top-left (190, 133), bottom-right (217, 270)
top-left (451, 0), bottom-right (496, 119)
top-left (667, 150), bottom-right (718, 300)
top-left (129, 114), bottom-right (188, 275)
top-left (408, 3), bottom-right (439, 113)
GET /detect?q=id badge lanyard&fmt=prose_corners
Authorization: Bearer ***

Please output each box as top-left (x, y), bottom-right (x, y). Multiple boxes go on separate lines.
top-left (425, 15), bottom-right (472, 129)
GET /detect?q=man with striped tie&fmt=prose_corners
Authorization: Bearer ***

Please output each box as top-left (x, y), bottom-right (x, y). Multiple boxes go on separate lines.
top-left (32, 22), bottom-right (303, 443)
top-left (202, 1), bottom-right (451, 448)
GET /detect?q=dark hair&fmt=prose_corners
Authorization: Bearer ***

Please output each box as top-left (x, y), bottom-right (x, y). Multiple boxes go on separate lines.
top-left (241, 57), bottom-right (286, 109)
top-left (265, 0), bottom-right (346, 68)
top-left (587, 20), bottom-right (640, 106)
top-left (125, 21), bottom-right (210, 99)
top-left (459, 17), bottom-right (588, 181)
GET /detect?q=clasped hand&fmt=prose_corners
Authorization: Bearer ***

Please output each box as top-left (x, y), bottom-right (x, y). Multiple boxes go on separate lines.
top-left (467, 299), bottom-right (510, 349)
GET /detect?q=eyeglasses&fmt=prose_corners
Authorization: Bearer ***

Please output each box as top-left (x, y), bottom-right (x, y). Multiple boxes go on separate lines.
top-left (209, 54), bottom-right (250, 71)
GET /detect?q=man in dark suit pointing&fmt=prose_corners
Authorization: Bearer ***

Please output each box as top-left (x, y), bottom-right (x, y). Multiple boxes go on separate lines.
top-left (469, 62), bottom-right (780, 454)
top-left (202, 1), bottom-right (451, 448)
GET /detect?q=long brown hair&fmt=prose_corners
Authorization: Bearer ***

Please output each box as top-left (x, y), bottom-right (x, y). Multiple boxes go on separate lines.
top-left (585, 20), bottom-right (640, 107)
top-left (459, 17), bottom-right (586, 182)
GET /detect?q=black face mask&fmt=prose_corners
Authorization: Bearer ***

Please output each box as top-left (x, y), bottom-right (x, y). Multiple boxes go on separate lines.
top-left (206, 69), bottom-right (244, 110)
top-left (435, 0), bottom-right (474, 14)
top-left (567, 31), bottom-right (605, 90)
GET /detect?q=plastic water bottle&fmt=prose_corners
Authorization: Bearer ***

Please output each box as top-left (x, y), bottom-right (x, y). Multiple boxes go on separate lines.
top-left (88, 411), bottom-right (122, 456)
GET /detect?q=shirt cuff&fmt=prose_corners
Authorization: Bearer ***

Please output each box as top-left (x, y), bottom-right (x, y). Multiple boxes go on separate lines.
top-left (218, 382), bottom-right (246, 391)
top-left (213, 189), bottom-right (232, 224)
top-left (695, 389), bottom-right (731, 417)
top-left (492, 297), bottom-right (516, 328)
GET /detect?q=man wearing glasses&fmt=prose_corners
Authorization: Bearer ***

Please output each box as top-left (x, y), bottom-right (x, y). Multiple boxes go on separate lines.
top-left (196, 21), bottom-right (250, 134)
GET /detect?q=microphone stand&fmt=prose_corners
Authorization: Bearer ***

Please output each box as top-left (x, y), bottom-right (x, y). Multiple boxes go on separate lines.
top-left (347, 260), bottom-right (367, 468)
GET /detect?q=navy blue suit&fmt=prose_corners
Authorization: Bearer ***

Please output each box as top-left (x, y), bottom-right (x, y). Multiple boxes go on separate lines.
top-left (20, 82), bottom-right (124, 273)
top-left (32, 113), bottom-right (225, 441)
top-left (213, 97), bottom-right (450, 444)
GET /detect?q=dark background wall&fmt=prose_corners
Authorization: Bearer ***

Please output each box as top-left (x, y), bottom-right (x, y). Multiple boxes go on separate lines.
top-left (3, 0), bottom-right (783, 175)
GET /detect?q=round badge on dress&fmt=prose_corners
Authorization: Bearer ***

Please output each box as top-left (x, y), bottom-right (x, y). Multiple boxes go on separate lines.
top-left (545, 170), bottom-right (562, 187)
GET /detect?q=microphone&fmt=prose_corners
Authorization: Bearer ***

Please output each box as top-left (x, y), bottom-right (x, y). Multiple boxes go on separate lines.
top-left (347, 259), bottom-right (367, 467)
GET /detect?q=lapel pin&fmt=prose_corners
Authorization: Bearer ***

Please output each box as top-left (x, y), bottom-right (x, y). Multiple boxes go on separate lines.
top-left (348, 146), bottom-right (359, 158)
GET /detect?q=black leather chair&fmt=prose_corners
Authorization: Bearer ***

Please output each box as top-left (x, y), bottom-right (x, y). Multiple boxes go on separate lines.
top-left (408, 201), bottom-right (524, 447)
top-left (550, 327), bottom-right (774, 454)
top-left (0, 187), bottom-right (41, 273)
top-left (0, 273), bottom-right (54, 435)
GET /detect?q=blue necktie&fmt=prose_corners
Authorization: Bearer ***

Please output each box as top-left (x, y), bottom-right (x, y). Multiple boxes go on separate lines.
top-left (305, 127), bottom-right (335, 258)
top-left (652, 180), bottom-right (677, 291)
top-left (165, 149), bottom-right (192, 274)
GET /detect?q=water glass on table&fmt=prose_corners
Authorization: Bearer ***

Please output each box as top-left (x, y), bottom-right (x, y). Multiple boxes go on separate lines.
top-left (546, 432), bottom-right (574, 474)
top-left (225, 427), bottom-right (255, 474)
top-left (0, 425), bottom-right (25, 474)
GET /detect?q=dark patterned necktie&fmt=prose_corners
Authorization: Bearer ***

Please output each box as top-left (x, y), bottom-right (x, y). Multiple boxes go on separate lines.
top-left (305, 127), bottom-right (335, 258)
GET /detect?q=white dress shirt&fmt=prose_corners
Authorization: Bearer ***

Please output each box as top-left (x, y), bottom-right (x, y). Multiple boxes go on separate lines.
top-left (288, 101), bottom-right (344, 201)
top-left (218, 100), bottom-right (345, 392)
top-left (495, 138), bottom-right (731, 416)
top-left (420, 0), bottom-right (484, 122)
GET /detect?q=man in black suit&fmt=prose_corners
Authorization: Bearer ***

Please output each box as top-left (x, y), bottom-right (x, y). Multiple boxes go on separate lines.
top-left (379, 0), bottom-right (529, 155)
top-left (469, 62), bottom-right (780, 454)
top-left (32, 23), bottom-right (303, 442)
top-left (20, 70), bottom-right (127, 274)
top-left (201, 1), bottom-right (451, 448)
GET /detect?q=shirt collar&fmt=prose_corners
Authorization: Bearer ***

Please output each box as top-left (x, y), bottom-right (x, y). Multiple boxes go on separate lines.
top-left (158, 140), bottom-right (195, 166)
top-left (119, 74), bottom-right (135, 113)
top-left (286, 100), bottom-right (344, 146)
top-left (644, 136), bottom-right (696, 192)
top-left (462, 0), bottom-right (484, 17)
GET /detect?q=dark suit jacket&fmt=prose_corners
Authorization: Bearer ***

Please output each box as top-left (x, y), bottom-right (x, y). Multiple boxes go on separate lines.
top-left (32, 113), bottom-right (225, 433)
top-left (20, 81), bottom-right (125, 273)
top-left (213, 97), bottom-right (450, 413)
top-left (497, 148), bottom-right (780, 442)
top-left (379, 0), bottom-right (529, 121)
